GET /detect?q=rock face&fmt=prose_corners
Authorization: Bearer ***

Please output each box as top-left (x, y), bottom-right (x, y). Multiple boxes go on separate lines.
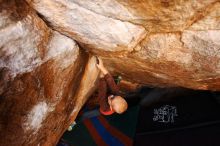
top-left (28, 0), bottom-right (220, 90)
top-left (26, 0), bottom-right (147, 52)
top-left (0, 1), bottom-right (99, 145)
top-left (0, 0), bottom-right (220, 145)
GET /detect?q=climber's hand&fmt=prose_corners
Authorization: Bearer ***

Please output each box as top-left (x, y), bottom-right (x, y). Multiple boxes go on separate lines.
top-left (96, 57), bottom-right (108, 75)
top-left (96, 57), bottom-right (104, 70)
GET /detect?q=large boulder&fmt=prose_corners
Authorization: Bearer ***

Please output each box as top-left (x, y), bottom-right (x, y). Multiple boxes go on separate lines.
top-left (28, 0), bottom-right (220, 90)
top-left (1, 0), bottom-right (220, 145)
top-left (0, 1), bottom-right (99, 145)
top-left (65, 0), bottom-right (218, 32)
top-left (26, 0), bottom-right (147, 52)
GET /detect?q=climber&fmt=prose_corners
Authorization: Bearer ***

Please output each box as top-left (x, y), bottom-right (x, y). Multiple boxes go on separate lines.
top-left (96, 57), bottom-right (128, 115)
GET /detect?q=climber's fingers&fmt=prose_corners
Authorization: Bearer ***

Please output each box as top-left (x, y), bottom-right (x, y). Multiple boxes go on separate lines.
top-left (96, 56), bottom-right (104, 69)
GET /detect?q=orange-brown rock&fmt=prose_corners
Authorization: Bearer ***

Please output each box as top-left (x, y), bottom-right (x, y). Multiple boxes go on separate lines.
top-left (0, 1), bottom-right (99, 145)
top-left (1, 0), bottom-right (220, 145)
top-left (26, 0), bottom-right (147, 52)
top-left (28, 0), bottom-right (220, 90)
top-left (65, 0), bottom-right (218, 32)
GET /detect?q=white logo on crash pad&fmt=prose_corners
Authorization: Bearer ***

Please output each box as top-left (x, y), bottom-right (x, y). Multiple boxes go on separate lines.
top-left (153, 105), bottom-right (178, 123)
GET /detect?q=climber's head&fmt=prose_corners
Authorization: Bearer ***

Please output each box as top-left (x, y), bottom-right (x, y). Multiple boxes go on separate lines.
top-left (108, 95), bottom-right (128, 114)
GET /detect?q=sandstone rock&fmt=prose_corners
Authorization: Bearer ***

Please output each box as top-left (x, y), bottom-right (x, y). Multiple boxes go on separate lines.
top-left (1, 0), bottom-right (220, 145)
top-left (26, 0), bottom-right (147, 52)
top-left (0, 1), bottom-right (97, 145)
top-left (27, 0), bottom-right (220, 90)
top-left (68, 56), bottom-right (100, 123)
top-left (67, 0), bottom-right (219, 32)
top-left (95, 1), bottom-right (220, 90)
top-left (100, 29), bottom-right (220, 90)
top-left (189, 2), bottom-right (220, 30)
top-left (44, 56), bottom-right (100, 146)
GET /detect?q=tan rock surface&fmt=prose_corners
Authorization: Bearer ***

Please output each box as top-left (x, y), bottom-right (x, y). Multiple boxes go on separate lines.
top-left (0, 1), bottom-right (98, 145)
top-left (42, 56), bottom-right (100, 146)
top-left (27, 0), bottom-right (220, 90)
top-left (1, 0), bottom-right (220, 145)
top-left (100, 29), bottom-right (220, 90)
top-left (27, 0), bottom-right (147, 52)
top-left (66, 0), bottom-right (219, 32)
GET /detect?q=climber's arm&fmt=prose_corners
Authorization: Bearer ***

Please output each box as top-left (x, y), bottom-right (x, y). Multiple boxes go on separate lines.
top-left (96, 57), bottom-right (119, 95)
top-left (98, 77), bottom-right (109, 111)
top-left (104, 73), bottom-right (119, 95)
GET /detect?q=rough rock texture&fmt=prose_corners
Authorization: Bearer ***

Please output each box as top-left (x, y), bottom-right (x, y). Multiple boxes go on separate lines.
top-left (1, 0), bottom-right (220, 145)
top-left (48, 56), bottom-right (100, 146)
top-left (28, 0), bottom-right (220, 90)
top-left (0, 1), bottom-right (99, 146)
top-left (26, 0), bottom-right (147, 52)
top-left (66, 0), bottom-right (218, 32)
